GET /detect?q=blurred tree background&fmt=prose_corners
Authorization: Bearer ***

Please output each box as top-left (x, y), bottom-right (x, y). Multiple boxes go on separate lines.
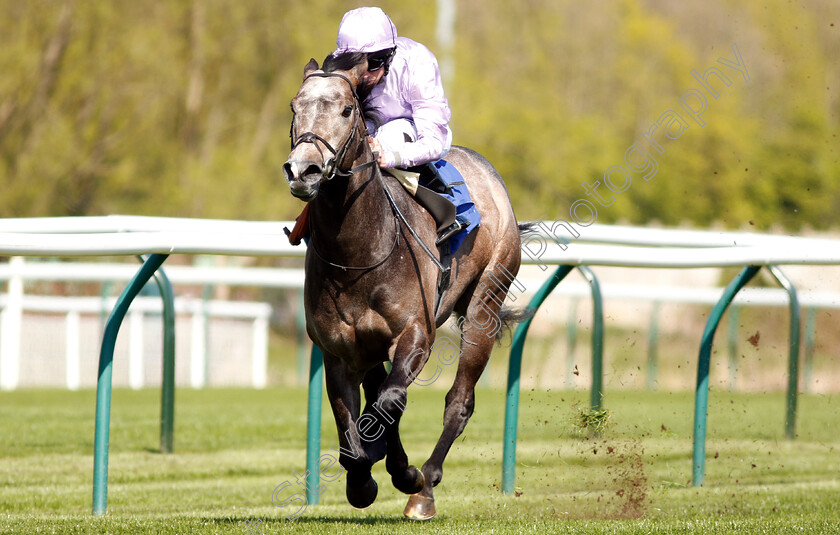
top-left (0, 0), bottom-right (837, 230)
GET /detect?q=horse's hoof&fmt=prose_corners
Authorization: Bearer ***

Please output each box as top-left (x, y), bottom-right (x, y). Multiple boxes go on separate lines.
top-left (346, 476), bottom-right (378, 509)
top-left (403, 493), bottom-right (436, 521)
top-left (392, 465), bottom-right (426, 495)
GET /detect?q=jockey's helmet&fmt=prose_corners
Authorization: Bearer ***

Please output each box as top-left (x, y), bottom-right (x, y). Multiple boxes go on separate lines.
top-left (335, 7), bottom-right (397, 55)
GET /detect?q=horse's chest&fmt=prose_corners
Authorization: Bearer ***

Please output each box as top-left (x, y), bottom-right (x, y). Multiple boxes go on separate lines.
top-left (307, 283), bottom-right (401, 361)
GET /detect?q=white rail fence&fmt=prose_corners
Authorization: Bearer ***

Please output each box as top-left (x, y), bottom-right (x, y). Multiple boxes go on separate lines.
top-left (6, 258), bottom-right (840, 391)
top-left (0, 257), bottom-right (292, 391)
top-left (2, 216), bottom-right (840, 392)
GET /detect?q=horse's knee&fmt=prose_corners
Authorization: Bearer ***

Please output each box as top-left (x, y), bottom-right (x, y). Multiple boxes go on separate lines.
top-left (351, 417), bottom-right (387, 464)
top-left (373, 387), bottom-right (408, 423)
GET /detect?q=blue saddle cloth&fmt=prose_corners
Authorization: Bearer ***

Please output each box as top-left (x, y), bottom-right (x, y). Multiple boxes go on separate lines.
top-left (423, 159), bottom-right (481, 256)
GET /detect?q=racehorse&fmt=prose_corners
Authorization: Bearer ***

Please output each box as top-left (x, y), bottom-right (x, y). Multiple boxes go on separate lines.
top-left (282, 52), bottom-right (527, 520)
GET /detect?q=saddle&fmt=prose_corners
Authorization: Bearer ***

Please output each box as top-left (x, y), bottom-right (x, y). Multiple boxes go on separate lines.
top-left (393, 160), bottom-right (481, 317)
top-left (397, 160), bottom-right (480, 256)
top-left (400, 164), bottom-right (457, 235)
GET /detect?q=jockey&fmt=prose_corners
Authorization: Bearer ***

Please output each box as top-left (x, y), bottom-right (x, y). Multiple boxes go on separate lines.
top-left (333, 7), bottom-right (473, 247)
top-left (334, 6), bottom-right (452, 172)
top-left (287, 7), bottom-right (476, 250)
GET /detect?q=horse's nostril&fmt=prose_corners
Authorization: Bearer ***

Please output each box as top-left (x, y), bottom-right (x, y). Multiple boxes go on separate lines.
top-left (303, 164), bottom-right (322, 178)
top-left (282, 162), bottom-right (295, 183)
top-left (284, 161), bottom-right (322, 183)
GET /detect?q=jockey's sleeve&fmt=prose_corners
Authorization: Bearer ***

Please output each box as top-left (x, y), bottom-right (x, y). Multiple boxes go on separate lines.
top-left (394, 47), bottom-right (451, 168)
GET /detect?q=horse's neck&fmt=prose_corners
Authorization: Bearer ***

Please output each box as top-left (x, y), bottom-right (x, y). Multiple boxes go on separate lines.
top-left (311, 160), bottom-right (393, 258)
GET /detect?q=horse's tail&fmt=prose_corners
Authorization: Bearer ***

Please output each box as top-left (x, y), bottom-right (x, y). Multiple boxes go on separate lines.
top-left (517, 221), bottom-right (540, 235)
top-left (490, 221), bottom-right (539, 343)
top-left (495, 305), bottom-right (536, 344)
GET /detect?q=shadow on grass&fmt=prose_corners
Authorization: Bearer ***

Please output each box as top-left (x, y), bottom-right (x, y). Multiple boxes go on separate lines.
top-left (211, 515), bottom-right (413, 526)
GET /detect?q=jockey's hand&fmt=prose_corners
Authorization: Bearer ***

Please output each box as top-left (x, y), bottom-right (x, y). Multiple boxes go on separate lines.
top-left (367, 137), bottom-right (396, 168)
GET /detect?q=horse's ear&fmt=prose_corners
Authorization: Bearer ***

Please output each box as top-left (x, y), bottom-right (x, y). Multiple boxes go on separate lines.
top-left (344, 62), bottom-right (367, 91)
top-left (303, 58), bottom-right (319, 79)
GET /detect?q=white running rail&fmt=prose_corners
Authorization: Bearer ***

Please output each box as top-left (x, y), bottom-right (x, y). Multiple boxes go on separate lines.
top-left (2, 215), bottom-right (840, 391)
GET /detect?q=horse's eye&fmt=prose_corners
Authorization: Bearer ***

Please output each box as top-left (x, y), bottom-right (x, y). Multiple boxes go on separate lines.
top-left (342, 105), bottom-right (353, 118)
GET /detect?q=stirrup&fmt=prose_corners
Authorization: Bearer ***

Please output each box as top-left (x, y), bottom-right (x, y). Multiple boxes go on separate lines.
top-left (435, 219), bottom-right (467, 246)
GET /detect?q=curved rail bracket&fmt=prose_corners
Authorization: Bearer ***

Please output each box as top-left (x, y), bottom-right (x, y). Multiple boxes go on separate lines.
top-left (144, 257), bottom-right (177, 454)
top-left (766, 266), bottom-right (801, 440)
top-left (502, 265), bottom-right (574, 495)
top-left (692, 265), bottom-right (760, 487)
top-left (576, 266), bottom-right (604, 410)
top-left (305, 345), bottom-right (325, 505)
top-left (692, 264), bottom-right (803, 487)
top-left (93, 253), bottom-right (169, 515)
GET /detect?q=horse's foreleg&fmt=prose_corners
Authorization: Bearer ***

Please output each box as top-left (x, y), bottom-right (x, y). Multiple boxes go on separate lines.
top-left (323, 351), bottom-right (379, 509)
top-left (362, 363), bottom-right (388, 411)
top-left (368, 322), bottom-right (430, 496)
top-left (359, 363), bottom-right (389, 463)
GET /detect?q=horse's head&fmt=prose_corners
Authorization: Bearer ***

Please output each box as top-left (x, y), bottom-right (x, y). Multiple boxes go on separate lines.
top-left (283, 56), bottom-right (368, 202)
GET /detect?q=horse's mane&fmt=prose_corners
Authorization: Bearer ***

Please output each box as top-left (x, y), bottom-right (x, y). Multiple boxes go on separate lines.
top-left (322, 51), bottom-right (385, 129)
top-left (322, 51), bottom-right (366, 73)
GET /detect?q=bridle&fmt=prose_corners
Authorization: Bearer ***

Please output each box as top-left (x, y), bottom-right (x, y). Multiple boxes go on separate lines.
top-left (289, 70), bottom-right (447, 277)
top-left (289, 72), bottom-right (376, 181)
top-left (290, 70), bottom-right (396, 271)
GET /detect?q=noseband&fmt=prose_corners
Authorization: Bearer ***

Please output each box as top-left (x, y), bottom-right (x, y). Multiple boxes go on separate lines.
top-left (289, 72), bottom-right (375, 181)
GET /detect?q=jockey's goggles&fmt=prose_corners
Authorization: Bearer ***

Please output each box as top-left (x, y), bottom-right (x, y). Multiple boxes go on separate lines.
top-left (367, 48), bottom-right (396, 72)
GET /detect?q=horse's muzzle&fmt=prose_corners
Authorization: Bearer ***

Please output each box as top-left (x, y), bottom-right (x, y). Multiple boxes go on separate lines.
top-left (283, 160), bottom-right (322, 201)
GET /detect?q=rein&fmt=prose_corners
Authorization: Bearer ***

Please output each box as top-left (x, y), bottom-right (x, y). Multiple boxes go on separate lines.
top-left (378, 174), bottom-right (447, 273)
top-left (307, 165), bottom-right (402, 272)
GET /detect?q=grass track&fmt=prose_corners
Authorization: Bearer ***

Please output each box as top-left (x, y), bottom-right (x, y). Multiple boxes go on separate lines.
top-left (1, 387), bottom-right (838, 534)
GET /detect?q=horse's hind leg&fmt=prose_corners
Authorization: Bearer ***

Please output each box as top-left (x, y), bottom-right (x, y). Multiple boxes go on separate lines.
top-left (403, 335), bottom-right (491, 520)
top-left (405, 264), bottom-right (516, 520)
top-left (323, 351), bottom-right (379, 509)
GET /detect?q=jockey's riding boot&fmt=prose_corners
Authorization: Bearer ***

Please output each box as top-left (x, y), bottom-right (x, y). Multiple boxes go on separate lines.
top-left (414, 162), bottom-right (451, 195)
top-left (435, 217), bottom-right (467, 246)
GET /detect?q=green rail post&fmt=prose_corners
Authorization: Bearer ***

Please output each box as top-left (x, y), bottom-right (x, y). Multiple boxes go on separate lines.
top-left (296, 290), bottom-right (308, 386)
top-left (305, 345), bottom-right (324, 505)
top-left (147, 259), bottom-right (176, 454)
top-left (767, 266), bottom-right (801, 440)
top-left (565, 297), bottom-right (579, 387)
top-left (99, 281), bottom-right (113, 334)
top-left (693, 265), bottom-right (760, 487)
top-left (502, 265), bottom-right (574, 495)
top-left (93, 253), bottom-right (169, 515)
top-left (727, 305), bottom-right (741, 391)
top-left (576, 266), bottom-right (604, 410)
top-left (647, 302), bottom-right (660, 390)
top-left (803, 307), bottom-right (816, 393)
